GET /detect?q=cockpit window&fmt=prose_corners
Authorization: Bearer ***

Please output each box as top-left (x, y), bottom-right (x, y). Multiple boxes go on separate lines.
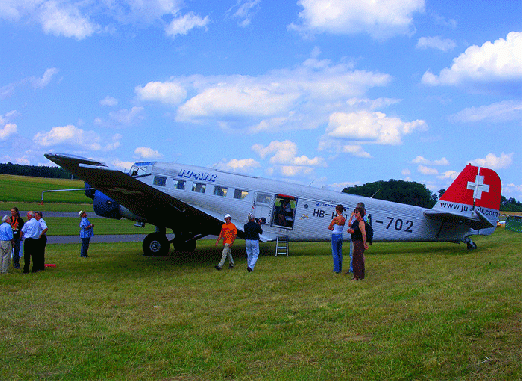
top-left (129, 162), bottom-right (154, 177)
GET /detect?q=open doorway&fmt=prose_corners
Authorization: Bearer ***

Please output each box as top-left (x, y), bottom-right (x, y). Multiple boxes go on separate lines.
top-left (273, 194), bottom-right (297, 229)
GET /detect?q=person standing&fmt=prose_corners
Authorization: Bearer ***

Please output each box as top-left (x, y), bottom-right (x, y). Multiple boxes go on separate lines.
top-left (34, 211), bottom-right (48, 271)
top-left (346, 206), bottom-right (369, 280)
top-left (345, 202), bottom-right (367, 274)
top-left (21, 211), bottom-right (43, 274)
top-left (9, 207), bottom-right (24, 269)
top-left (328, 204), bottom-right (346, 274)
top-left (0, 215), bottom-right (14, 274)
top-left (79, 211), bottom-right (94, 257)
top-left (244, 214), bottom-right (263, 272)
top-left (215, 214), bottom-right (237, 270)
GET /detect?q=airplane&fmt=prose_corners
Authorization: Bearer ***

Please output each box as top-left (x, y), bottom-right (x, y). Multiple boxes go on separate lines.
top-left (44, 153), bottom-right (501, 256)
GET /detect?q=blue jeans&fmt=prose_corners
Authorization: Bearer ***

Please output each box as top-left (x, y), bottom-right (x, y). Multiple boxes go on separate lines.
top-left (246, 239), bottom-right (260, 270)
top-left (81, 238), bottom-right (90, 257)
top-left (331, 234), bottom-right (343, 273)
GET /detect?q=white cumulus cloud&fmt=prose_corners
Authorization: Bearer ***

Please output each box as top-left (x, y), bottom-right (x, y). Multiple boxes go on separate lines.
top-left (229, 0), bottom-right (261, 27)
top-left (326, 110), bottom-right (427, 145)
top-left (165, 12), bottom-right (209, 38)
top-left (422, 32), bottom-right (522, 90)
top-left (136, 82), bottom-right (188, 105)
top-left (412, 156), bottom-right (449, 165)
top-left (417, 165), bottom-right (439, 175)
top-left (450, 100), bottom-right (522, 123)
top-left (100, 96), bottom-right (118, 107)
top-left (34, 125), bottom-right (118, 151)
top-left (0, 123), bottom-right (17, 140)
top-left (470, 153), bottom-right (513, 170)
top-left (215, 158), bottom-right (261, 173)
top-left (252, 140), bottom-right (326, 177)
top-left (134, 147), bottom-right (163, 159)
top-left (0, 0), bottom-right (207, 40)
top-left (39, 1), bottom-right (99, 40)
top-left (416, 36), bottom-right (456, 51)
top-left (167, 55), bottom-right (391, 132)
top-left (290, 0), bottom-right (425, 39)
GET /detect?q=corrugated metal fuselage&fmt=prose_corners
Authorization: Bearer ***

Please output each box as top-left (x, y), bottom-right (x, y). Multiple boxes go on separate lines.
top-left (143, 162), bottom-right (477, 243)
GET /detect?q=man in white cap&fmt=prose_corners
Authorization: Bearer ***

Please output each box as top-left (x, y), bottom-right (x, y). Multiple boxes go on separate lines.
top-left (214, 214), bottom-right (237, 270)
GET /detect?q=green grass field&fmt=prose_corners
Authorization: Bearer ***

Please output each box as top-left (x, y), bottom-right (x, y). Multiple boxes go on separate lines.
top-left (0, 174), bottom-right (92, 204)
top-left (1, 229), bottom-right (521, 380)
top-left (0, 175), bottom-right (156, 235)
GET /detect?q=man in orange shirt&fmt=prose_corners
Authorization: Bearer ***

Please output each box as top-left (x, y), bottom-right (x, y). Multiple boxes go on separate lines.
top-left (215, 214), bottom-right (237, 270)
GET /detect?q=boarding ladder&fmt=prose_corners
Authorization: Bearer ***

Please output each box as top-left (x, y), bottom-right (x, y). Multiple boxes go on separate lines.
top-left (275, 235), bottom-right (289, 256)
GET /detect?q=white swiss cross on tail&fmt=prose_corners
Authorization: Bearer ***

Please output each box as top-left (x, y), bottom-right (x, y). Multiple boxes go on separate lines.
top-left (466, 171), bottom-right (490, 200)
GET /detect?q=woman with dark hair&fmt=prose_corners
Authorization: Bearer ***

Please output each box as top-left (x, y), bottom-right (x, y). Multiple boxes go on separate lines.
top-left (328, 204), bottom-right (346, 274)
top-left (346, 206), bottom-right (369, 280)
top-left (10, 207), bottom-right (24, 269)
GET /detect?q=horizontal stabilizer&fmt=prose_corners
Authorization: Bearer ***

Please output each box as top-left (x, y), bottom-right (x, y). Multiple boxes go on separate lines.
top-left (424, 208), bottom-right (494, 230)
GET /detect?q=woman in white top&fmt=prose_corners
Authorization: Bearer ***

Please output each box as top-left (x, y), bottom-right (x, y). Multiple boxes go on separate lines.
top-left (328, 204), bottom-right (346, 274)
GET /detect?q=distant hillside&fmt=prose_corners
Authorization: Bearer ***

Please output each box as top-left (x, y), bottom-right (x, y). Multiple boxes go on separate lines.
top-left (0, 162), bottom-right (72, 179)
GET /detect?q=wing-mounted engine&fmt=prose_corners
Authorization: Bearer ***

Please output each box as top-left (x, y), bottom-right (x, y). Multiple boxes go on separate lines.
top-left (45, 153), bottom-right (223, 255)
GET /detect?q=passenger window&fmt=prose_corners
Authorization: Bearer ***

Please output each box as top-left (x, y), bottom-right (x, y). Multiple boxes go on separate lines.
top-left (173, 180), bottom-right (185, 190)
top-left (214, 186), bottom-right (228, 197)
top-left (192, 183), bottom-right (206, 193)
top-left (234, 189), bottom-right (249, 199)
top-left (256, 193), bottom-right (271, 204)
top-left (153, 176), bottom-right (167, 186)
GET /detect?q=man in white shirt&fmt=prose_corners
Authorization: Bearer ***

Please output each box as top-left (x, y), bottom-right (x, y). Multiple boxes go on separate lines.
top-left (21, 212), bottom-right (43, 274)
top-left (35, 212), bottom-right (48, 271)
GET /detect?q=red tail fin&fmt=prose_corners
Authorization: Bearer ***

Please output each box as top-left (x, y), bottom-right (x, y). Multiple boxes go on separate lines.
top-left (440, 164), bottom-right (501, 210)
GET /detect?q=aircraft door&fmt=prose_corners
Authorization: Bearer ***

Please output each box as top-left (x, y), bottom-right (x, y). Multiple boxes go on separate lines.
top-left (252, 192), bottom-right (273, 226)
top-left (273, 194), bottom-right (298, 229)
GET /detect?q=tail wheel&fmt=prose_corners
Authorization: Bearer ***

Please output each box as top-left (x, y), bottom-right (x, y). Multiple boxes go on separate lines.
top-left (465, 237), bottom-right (477, 250)
top-left (143, 233), bottom-right (170, 256)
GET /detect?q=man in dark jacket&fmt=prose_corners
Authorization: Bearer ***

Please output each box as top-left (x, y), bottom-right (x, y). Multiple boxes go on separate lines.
top-left (244, 214), bottom-right (263, 272)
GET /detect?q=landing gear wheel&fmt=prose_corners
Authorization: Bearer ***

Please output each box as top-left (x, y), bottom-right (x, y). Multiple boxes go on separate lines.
top-left (143, 233), bottom-right (170, 256)
top-left (466, 239), bottom-right (477, 250)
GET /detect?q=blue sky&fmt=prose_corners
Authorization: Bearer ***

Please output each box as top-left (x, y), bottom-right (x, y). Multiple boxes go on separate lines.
top-left (1, 0), bottom-right (521, 199)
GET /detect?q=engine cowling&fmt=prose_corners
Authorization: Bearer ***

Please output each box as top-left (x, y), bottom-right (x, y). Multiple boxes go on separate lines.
top-left (85, 183), bottom-right (144, 221)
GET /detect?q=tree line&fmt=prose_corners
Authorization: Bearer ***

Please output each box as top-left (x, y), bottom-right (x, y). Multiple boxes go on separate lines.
top-left (343, 179), bottom-right (522, 212)
top-left (343, 179), bottom-right (438, 208)
top-left (0, 162), bottom-right (73, 179)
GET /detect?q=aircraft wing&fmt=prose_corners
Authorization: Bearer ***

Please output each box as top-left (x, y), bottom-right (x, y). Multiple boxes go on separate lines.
top-left (424, 209), bottom-right (494, 231)
top-left (44, 153), bottom-right (223, 235)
